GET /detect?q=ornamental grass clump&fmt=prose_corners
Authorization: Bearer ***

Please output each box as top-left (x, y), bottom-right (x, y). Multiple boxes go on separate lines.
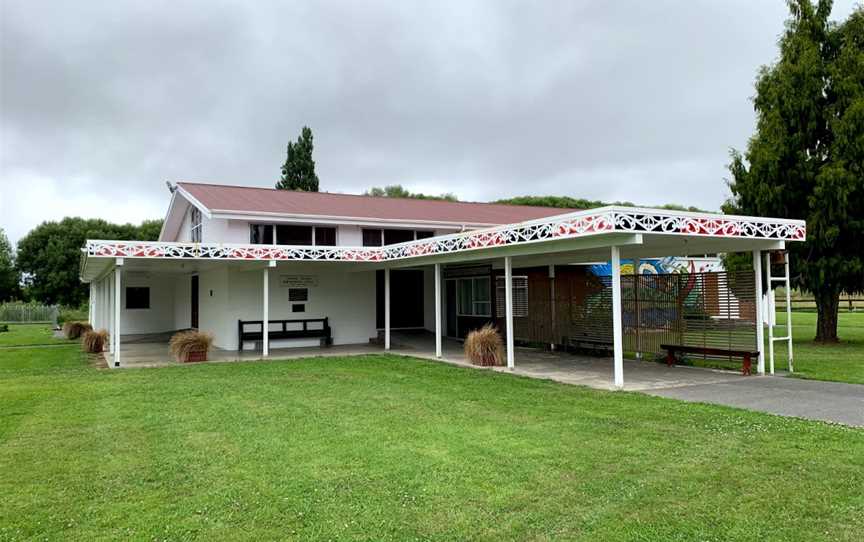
top-left (464, 324), bottom-right (504, 366)
top-left (63, 321), bottom-right (92, 340)
top-left (169, 330), bottom-right (214, 363)
top-left (81, 329), bottom-right (109, 353)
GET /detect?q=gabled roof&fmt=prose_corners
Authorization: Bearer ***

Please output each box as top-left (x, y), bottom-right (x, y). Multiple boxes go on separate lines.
top-left (176, 181), bottom-right (577, 226)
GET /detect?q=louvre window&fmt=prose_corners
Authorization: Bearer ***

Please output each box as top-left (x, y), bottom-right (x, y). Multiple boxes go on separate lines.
top-left (315, 227), bottom-right (337, 246)
top-left (126, 287), bottom-right (150, 310)
top-left (383, 229), bottom-right (415, 245)
top-left (276, 225), bottom-right (313, 245)
top-left (190, 208), bottom-right (203, 243)
top-left (250, 224), bottom-right (273, 245)
top-left (362, 229), bottom-right (383, 247)
top-left (496, 276), bottom-right (528, 317)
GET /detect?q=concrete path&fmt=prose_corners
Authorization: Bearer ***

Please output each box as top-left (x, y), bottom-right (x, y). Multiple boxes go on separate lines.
top-left (646, 376), bottom-right (864, 427)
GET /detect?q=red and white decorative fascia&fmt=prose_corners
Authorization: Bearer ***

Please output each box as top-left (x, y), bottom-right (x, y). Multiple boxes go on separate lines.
top-left (82, 207), bottom-right (807, 266)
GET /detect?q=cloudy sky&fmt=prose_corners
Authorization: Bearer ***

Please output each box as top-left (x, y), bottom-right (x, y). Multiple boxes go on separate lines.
top-left (0, 1), bottom-right (857, 245)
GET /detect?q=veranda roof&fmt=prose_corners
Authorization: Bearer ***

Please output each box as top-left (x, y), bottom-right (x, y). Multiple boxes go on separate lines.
top-left (80, 206), bottom-right (806, 281)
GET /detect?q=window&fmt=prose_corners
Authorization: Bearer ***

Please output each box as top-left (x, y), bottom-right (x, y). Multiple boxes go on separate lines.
top-left (126, 287), bottom-right (150, 309)
top-left (276, 225), bottom-right (312, 245)
top-left (190, 208), bottom-right (202, 243)
top-left (250, 224), bottom-right (273, 244)
top-left (362, 229), bottom-right (383, 247)
top-left (315, 227), bottom-right (336, 246)
top-left (415, 230), bottom-right (434, 240)
top-left (496, 276), bottom-right (529, 317)
top-left (383, 229), bottom-right (414, 245)
top-left (457, 277), bottom-right (491, 316)
top-left (292, 304), bottom-right (306, 313)
top-left (288, 288), bottom-right (309, 302)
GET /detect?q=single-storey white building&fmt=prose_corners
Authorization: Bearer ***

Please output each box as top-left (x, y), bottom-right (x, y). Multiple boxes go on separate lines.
top-left (80, 181), bottom-right (805, 387)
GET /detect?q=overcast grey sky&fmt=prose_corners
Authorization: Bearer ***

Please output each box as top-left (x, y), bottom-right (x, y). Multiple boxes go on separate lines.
top-left (0, 0), bottom-right (858, 245)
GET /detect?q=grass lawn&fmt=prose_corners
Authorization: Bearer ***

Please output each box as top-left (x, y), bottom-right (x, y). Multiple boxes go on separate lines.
top-left (772, 311), bottom-right (864, 385)
top-left (1, 342), bottom-right (862, 540)
top-left (0, 323), bottom-right (75, 347)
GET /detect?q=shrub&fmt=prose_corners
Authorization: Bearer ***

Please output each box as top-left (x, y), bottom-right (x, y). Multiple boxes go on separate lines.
top-left (63, 321), bottom-right (92, 340)
top-left (57, 305), bottom-right (89, 326)
top-left (82, 329), bottom-right (109, 353)
top-left (169, 330), bottom-right (214, 362)
top-left (464, 324), bottom-right (504, 366)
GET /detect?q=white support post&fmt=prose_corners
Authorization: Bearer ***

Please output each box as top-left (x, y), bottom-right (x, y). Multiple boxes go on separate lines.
top-left (753, 250), bottom-right (765, 375)
top-left (113, 260), bottom-right (123, 367)
top-left (784, 252), bottom-right (794, 372)
top-left (504, 256), bottom-right (515, 369)
top-left (434, 264), bottom-right (442, 358)
top-left (611, 247), bottom-right (624, 389)
top-left (263, 264), bottom-right (271, 357)
top-left (384, 268), bottom-right (391, 350)
top-left (89, 283), bottom-right (95, 326)
top-left (765, 252), bottom-right (775, 375)
top-left (109, 274), bottom-right (115, 354)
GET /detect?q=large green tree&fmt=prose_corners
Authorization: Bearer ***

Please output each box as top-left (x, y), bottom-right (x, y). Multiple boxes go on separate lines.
top-left (0, 228), bottom-right (20, 301)
top-left (15, 218), bottom-right (163, 306)
top-left (496, 195), bottom-right (706, 212)
top-left (364, 184), bottom-right (458, 201)
top-left (277, 126), bottom-right (319, 192)
top-left (726, 0), bottom-right (864, 342)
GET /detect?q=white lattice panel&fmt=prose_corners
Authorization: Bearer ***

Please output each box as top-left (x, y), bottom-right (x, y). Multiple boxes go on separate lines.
top-left (83, 207), bottom-right (806, 265)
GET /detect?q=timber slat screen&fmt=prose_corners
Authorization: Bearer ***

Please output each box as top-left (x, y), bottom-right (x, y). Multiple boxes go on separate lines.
top-left (558, 270), bottom-right (758, 362)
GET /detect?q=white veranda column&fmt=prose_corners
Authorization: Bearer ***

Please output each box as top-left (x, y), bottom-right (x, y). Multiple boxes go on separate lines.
top-left (109, 273), bottom-right (115, 354)
top-left (434, 264), bottom-right (442, 358)
top-left (263, 265), bottom-right (270, 357)
top-left (784, 252), bottom-right (794, 372)
top-left (611, 246), bottom-right (624, 389)
top-left (753, 250), bottom-right (765, 375)
top-left (89, 283), bottom-right (95, 326)
top-left (113, 260), bottom-right (123, 367)
top-left (504, 256), bottom-right (515, 369)
top-left (764, 252), bottom-right (775, 375)
top-left (384, 268), bottom-right (391, 350)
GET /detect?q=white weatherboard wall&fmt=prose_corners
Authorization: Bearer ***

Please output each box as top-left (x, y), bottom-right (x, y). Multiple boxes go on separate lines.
top-left (195, 265), bottom-right (377, 351)
top-left (197, 267), bottom-right (233, 349)
top-left (117, 272), bottom-right (178, 334)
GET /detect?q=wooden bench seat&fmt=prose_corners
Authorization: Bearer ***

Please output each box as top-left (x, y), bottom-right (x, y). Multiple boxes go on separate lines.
top-left (566, 336), bottom-right (613, 356)
top-left (660, 344), bottom-right (759, 376)
top-left (238, 318), bottom-right (332, 352)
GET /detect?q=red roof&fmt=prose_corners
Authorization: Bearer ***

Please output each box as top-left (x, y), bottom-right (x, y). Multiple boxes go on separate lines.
top-left (177, 182), bottom-right (577, 225)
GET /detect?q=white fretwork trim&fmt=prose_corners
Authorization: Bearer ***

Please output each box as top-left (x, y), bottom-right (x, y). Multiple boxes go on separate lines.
top-left (82, 207), bottom-right (806, 266)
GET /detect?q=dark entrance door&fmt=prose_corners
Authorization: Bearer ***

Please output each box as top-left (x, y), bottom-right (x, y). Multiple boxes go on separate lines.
top-left (376, 269), bottom-right (424, 329)
top-left (446, 280), bottom-right (458, 337)
top-left (191, 275), bottom-right (199, 329)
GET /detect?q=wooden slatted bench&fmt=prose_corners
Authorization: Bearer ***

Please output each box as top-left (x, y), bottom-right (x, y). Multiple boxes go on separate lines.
top-left (238, 318), bottom-right (332, 352)
top-left (660, 344), bottom-right (759, 376)
top-left (566, 337), bottom-right (613, 356)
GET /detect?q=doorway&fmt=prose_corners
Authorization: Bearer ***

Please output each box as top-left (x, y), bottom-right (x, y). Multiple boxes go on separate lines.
top-left (191, 275), bottom-right (199, 329)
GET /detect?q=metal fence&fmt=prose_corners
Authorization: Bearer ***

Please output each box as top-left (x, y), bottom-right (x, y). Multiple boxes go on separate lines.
top-left (525, 270), bottom-right (758, 362)
top-left (0, 303), bottom-right (59, 325)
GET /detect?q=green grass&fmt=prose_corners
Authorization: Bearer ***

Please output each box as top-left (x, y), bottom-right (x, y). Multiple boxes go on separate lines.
top-left (771, 311), bottom-right (864, 384)
top-left (0, 323), bottom-right (75, 347)
top-left (1, 345), bottom-right (862, 541)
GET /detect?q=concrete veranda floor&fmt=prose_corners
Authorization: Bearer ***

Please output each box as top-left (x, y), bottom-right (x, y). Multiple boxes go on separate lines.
top-left (105, 331), bottom-right (863, 427)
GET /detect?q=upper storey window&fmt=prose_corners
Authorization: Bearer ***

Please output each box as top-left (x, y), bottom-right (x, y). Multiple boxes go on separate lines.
top-left (250, 224), bottom-right (336, 246)
top-left (190, 208), bottom-right (203, 243)
top-left (362, 229), bottom-right (435, 247)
